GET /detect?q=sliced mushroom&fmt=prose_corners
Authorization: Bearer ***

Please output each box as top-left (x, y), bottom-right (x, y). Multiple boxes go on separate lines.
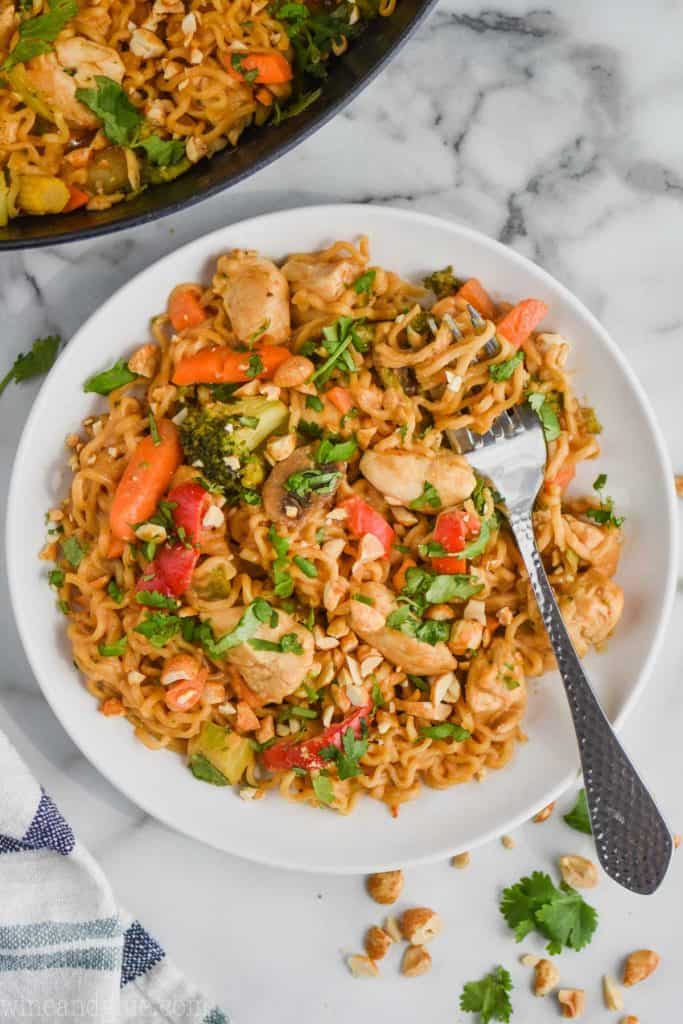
top-left (262, 444), bottom-right (343, 525)
top-left (359, 450), bottom-right (475, 510)
top-left (349, 582), bottom-right (456, 676)
top-left (212, 249), bottom-right (290, 346)
top-left (201, 605), bottom-right (313, 703)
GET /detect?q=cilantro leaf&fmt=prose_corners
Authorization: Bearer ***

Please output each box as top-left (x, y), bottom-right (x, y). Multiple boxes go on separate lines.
top-left (286, 468), bottom-right (340, 498)
top-left (98, 638), bottom-right (127, 657)
top-left (83, 358), bottom-right (138, 395)
top-left (272, 87), bottom-right (322, 124)
top-left (536, 882), bottom-right (598, 954)
top-left (202, 598), bottom-right (275, 658)
top-left (420, 722), bottom-right (471, 741)
top-left (107, 579), bottom-right (124, 603)
top-left (293, 554), bottom-right (318, 578)
top-left (353, 269), bottom-right (376, 295)
top-left (563, 789), bottom-right (592, 835)
top-left (459, 518), bottom-right (493, 561)
top-left (135, 590), bottom-right (178, 610)
top-left (61, 536), bottom-right (86, 568)
top-left (76, 76), bottom-right (143, 146)
top-left (136, 134), bottom-right (186, 166)
top-left (316, 435), bottom-right (357, 464)
top-left (409, 481), bottom-right (441, 510)
top-left (424, 572), bottom-right (483, 604)
top-left (48, 569), bottom-right (65, 588)
top-left (500, 871), bottom-right (559, 942)
top-left (75, 76), bottom-right (184, 167)
top-left (2, 0), bottom-right (77, 71)
top-left (134, 611), bottom-right (182, 648)
top-left (312, 771), bottom-right (334, 805)
top-left (0, 335), bottom-right (61, 398)
top-left (321, 724), bottom-right (368, 780)
top-left (246, 353), bottom-right (264, 378)
top-left (489, 351), bottom-right (524, 382)
top-left (527, 391), bottom-right (561, 443)
top-left (310, 316), bottom-right (359, 386)
top-left (460, 965), bottom-right (513, 1024)
top-left (189, 753), bottom-right (229, 786)
top-left (500, 870), bottom-right (598, 953)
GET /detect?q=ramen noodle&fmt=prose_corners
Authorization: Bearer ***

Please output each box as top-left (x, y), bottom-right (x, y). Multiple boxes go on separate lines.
top-left (44, 238), bottom-right (625, 815)
top-left (0, 0), bottom-right (395, 222)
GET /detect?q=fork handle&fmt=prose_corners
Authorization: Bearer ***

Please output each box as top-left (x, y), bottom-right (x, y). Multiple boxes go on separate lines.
top-left (508, 509), bottom-right (672, 894)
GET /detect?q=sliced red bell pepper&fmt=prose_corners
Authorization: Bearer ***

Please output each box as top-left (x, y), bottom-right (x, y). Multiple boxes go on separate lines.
top-left (342, 496), bottom-right (395, 557)
top-left (262, 702), bottom-right (372, 773)
top-left (168, 481), bottom-right (211, 544)
top-left (431, 507), bottom-right (480, 574)
top-left (136, 482), bottom-right (210, 598)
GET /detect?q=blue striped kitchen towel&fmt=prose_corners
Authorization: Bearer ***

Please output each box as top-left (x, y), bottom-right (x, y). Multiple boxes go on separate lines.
top-left (0, 731), bottom-right (229, 1023)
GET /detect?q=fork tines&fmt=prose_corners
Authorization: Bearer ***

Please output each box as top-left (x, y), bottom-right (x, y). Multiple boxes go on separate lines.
top-left (449, 405), bottom-right (530, 455)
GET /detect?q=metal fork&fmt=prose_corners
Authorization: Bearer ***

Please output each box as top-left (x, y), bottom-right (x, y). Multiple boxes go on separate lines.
top-left (449, 404), bottom-right (673, 894)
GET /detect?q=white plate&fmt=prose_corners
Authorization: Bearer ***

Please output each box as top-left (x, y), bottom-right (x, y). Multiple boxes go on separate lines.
top-left (6, 205), bottom-right (677, 873)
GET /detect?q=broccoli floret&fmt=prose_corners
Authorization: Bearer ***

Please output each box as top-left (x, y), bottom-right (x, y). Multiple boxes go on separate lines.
top-left (179, 397), bottom-right (288, 502)
top-left (422, 266), bottom-right (460, 299)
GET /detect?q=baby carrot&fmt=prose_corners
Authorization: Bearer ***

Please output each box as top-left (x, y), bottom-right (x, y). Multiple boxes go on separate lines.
top-left (110, 419), bottom-right (182, 541)
top-left (172, 345), bottom-right (291, 385)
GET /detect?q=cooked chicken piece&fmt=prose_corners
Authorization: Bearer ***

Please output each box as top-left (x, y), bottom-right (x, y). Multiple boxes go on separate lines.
top-left (359, 450), bottom-right (475, 510)
top-left (282, 254), bottom-right (359, 302)
top-left (55, 37), bottom-right (125, 88)
top-left (20, 39), bottom-right (124, 129)
top-left (465, 638), bottom-right (526, 733)
top-left (559, 568), bottom-right (624, 656)
top-left (563, 514), bottom-right (621, 578)
top-left (262, 445), bottom-right (342, 525)
top-left (349, 582), bottom-right (456, 676)
top-left (213, 250), bottom-right (290, 346)
top-left (0, 5), bottom-right (16, 51)
top-left (201, 605), bottom-right (313, 703)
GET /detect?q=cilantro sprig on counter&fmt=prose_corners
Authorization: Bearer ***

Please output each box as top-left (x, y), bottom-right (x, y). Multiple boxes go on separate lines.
top-left (0, 335), bottom-right (61, 399)
top-left (460, 965), bottom-right (513, 1024)
top-left (500, 870), bottom-right (598, 954)
top-left (564, 789), bottom-right (592, 834)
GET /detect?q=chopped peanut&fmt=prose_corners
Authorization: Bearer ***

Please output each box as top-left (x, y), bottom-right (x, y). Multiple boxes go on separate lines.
top-left (401, 945), bottom-right (431, 977)
top-left (602, 974), bottom-right (624, 1011)
top-left (501, 834), bottom-right (515, 850)
top-left (384, 916), bottom-right (402, 943)
top-left (364, 926), bottom-right (392, 961)
top-left (557, 988), bottom-right (586, 1018)
top-left (675, 474), bottom-right (683, 497)
top-left (621, 1017), bottom-right (639, 1024)
top-left (400, 907), bottom-right (442, 946)
top-left (520, 953), bottom-right (540, 967)
top-left (674, 833), bottom-right (681, 849)
top-left (128, 343), bottom-right (159, 378)
top-left (235, 701), bottom-right (260, 732)
top-left (347, 954), bottom-right (379, 978)
top-left (534, 958), bottom-right (560, 997)
top-left (452, 851), bottom-right (470, 869)
top-left (623, 949), bottom-right (660, 987)
top-left (559, 854), bottom-right (599, 889)
top-left (533, 801), bottom-right (555, 823)
top-left (367, 870), bottom-right (403, 905)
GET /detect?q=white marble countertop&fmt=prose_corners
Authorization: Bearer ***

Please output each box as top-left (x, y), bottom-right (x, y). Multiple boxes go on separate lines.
top-left (2, 0), bottom-right (683, 1019)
